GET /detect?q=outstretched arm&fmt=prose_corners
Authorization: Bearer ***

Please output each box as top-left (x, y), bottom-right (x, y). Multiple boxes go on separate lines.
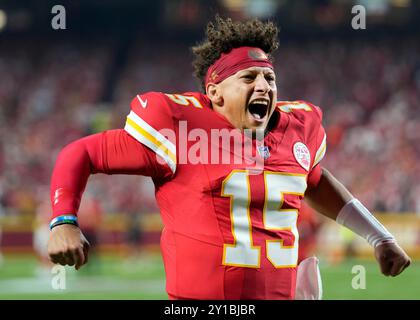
top-left (305, 167), bottom-right (411, 277)
top-left (48, 129), bottom-right (171, 269)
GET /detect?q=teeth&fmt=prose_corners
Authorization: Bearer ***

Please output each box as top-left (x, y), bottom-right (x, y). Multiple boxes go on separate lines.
top-left (253, 113), bottom-right (262, 119)
top-left (250, 99), bottom-right (268, 105)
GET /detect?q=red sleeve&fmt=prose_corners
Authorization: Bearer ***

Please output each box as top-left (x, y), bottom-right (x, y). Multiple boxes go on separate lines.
top-left (307, 163), bottom-right (322, 189)
top-left (50, 129), bottom-right (171, 219)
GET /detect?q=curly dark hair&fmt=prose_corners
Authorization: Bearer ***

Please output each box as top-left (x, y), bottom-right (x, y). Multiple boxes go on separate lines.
top-left (192, 16), bottom-right (280, 92)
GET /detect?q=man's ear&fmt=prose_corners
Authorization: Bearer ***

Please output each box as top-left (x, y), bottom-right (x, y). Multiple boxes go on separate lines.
top-left (206, 83), bottom-right (223, 106)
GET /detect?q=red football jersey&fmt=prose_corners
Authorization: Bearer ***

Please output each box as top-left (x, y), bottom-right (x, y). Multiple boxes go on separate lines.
top-left (124, 92), bottom-right (327, 299)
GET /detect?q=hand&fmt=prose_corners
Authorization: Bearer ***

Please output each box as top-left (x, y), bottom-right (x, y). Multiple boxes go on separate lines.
top-left (374, 241), bottom-right (411, 277)
top-left (48, 224), bottom-right (90, 270)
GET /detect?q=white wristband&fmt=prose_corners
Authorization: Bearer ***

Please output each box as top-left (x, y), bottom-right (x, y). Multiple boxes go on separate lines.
top-left (336, 198), bottom-right (395, 248)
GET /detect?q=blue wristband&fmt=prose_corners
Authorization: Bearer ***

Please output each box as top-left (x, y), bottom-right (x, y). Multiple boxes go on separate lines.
top-left (49, 215), bottom-right (78, 230)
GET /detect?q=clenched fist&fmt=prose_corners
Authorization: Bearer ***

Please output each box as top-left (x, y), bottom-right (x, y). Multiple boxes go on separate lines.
top-left (48, 224), bottom-right (90, 270)
top-left (375, 241), bottom-right (411, 277)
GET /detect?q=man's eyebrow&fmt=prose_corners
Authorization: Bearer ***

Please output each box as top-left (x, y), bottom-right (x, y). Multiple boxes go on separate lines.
top-left (239, 69), bottom-right (256, 74)
top-left (238, 68), bottom-right (275, 76)
top-left (240, 69), bottom-right (264, 74)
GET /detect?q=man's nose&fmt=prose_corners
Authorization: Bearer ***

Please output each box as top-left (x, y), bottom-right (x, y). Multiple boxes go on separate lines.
top-left (254, 74), bottom-right (270, 92)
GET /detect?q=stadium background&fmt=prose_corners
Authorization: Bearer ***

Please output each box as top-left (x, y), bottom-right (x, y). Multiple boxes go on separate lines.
top-left (0, 0), bottom-right (419, 299)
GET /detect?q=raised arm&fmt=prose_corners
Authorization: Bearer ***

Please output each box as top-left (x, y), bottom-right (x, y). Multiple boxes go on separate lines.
top-left (48, 129), bottom-right (171, 269)
top-left (305, 167), bottom-right (411, 277)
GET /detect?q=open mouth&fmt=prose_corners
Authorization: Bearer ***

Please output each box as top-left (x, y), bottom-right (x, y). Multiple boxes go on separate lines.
top-left (247, 99), bottom-right (270, 122)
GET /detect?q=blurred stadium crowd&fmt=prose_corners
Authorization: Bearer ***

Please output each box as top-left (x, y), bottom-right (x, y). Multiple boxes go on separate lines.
top-left (1, 1), bottom-right (420, 261)
top-left (1, 35), bottom-right (419, 226)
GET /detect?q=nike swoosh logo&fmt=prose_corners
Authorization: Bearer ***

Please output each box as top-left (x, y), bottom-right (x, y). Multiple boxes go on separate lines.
top-left (137, 95), bottom-right (148, 108)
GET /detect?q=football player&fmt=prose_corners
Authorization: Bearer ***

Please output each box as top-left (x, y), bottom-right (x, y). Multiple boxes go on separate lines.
top-left (47, 17), bottom-right (410, 299)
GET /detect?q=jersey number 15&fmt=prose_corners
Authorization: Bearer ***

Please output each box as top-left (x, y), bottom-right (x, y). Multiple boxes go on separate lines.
top-left (222, 170), bottom-right (307, 268)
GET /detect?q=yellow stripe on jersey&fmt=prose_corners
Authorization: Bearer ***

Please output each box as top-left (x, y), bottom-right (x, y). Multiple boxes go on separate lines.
top-left (124, 111), bottom-right (176, 173)
top-left (313, 133), bottom-right (327, 168)
top-left (277, 101), bottom-right (313, 113)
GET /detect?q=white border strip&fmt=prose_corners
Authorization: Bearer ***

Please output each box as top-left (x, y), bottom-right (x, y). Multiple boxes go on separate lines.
top-left (313, 133), bottom-right (326, 168)
top-left (124, 112), bottom-right (176, 174)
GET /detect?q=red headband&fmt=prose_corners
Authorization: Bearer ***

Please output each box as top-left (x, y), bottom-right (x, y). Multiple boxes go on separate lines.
top-left (205, 46), bottom-right (273, 88)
